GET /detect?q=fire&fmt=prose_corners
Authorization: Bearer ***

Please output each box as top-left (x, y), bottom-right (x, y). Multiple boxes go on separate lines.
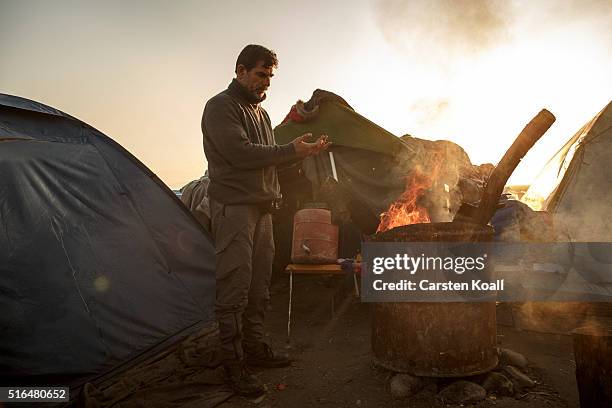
top-left (377, 170), bottom-right (433, 233)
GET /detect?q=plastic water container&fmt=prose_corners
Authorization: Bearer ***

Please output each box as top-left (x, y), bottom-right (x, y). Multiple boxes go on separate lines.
top-left (291, 205), bottom-right (338, 264)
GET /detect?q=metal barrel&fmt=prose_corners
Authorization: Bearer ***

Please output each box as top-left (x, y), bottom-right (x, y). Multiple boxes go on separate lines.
top-left (370, 222), bottom-right (498, 377)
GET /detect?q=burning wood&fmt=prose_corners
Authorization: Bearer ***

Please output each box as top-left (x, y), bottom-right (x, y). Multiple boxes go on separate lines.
top-left (378, 109), bottom-right (555, 234)
top-left (377, 159), bottom-right (442, 233)
top-left (377, 170), bottom-right (432, 233)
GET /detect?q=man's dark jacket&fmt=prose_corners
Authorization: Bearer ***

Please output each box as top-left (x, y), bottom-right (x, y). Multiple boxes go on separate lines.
top-left (202, 80), bottom-right (297, 204)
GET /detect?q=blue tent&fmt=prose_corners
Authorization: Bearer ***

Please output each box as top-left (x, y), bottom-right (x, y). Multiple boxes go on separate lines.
top-left (0, 94), bottom-right (216, 383)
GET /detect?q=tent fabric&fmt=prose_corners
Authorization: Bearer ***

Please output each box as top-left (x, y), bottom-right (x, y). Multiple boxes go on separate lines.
top-left (280, 89), bottom-right (354, 125)
top-left (523, 101), bottom-right (612, 241)
top-left (0, 93), bottom-right (73, 119)
top-left (274, 96), bottom-right (417, 219)
top-left (522, 101), bottom-right (612, 285)
top-left (272, 98), bottom-right (417, 266)
top-left (274, 99), bottom-right (413, 157)
top-left (301, 146), bottom-right (410, 214)
top-left (0, 94), bottom-right (216, 380)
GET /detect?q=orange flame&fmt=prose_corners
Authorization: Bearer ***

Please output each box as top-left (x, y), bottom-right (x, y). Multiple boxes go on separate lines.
top-left (377, 170), bottom-right (433, 233)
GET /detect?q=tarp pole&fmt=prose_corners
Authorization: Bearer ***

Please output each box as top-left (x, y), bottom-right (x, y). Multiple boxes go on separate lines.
top-left (329, 151), bottom-right (338, 181)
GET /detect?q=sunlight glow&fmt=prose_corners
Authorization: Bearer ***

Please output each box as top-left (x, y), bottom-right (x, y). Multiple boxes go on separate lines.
top-left (2, 0), bottom-right (610, 188)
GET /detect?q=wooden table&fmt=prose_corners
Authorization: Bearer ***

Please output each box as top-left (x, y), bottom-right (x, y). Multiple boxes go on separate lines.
top-left (285, 263), bottom-right (344, 275)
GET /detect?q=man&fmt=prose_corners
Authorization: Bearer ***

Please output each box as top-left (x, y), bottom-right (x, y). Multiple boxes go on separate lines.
top-left (201, 44), bottom-right (330, 397)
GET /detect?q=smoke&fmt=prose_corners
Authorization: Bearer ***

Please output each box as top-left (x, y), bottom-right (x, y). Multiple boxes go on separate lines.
top-left (410, 98), bottom-right (450, 125)
top-left (373, 0), bottom-right (612, 59)
top-left (373, 0), bottom-right (513, 58)
top-left (372, 0), bottom-right (612, 182)
top-left (530, 0), bottom-right (612, 26)
top-left (514, 302), bottom-right (605, 334)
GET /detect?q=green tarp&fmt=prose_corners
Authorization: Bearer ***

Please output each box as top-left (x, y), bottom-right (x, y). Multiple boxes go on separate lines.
top-left (274, 100), bottom-right (413, 157)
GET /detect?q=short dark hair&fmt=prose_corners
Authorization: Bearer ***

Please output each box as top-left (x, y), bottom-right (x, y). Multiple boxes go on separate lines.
top-left (235, 44), bottom-right (278, 73)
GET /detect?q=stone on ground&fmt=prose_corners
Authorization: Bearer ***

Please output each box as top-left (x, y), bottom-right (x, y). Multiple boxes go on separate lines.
top-left (504, 365), bottom-right (536, 388)
top-left (500, 348), bottom-right (528, 368)
top-left (389, 373), bottom-right (423, 399)
top-left (439, 380), bottom-right (486, 404)
top-left (481, 371), bottom-right (514, 396)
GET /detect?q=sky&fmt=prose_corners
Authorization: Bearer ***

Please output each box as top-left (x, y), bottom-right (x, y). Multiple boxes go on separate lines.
top-left (2, 0), bottom-right (611, 189)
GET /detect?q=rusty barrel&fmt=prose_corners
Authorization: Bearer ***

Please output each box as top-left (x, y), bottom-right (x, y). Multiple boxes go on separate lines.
top-left (572, 325), bottom-right (612, 408)
top-left (371, 222), bottom-right (498, 377)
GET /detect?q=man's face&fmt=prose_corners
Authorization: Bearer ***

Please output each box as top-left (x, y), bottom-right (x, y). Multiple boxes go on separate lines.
top-left (236, 60), bottom-right (275, 100)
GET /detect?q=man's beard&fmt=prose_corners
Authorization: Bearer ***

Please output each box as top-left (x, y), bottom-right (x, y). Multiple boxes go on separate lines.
top-left (231, 79), bottom-right (267, 104)
top-left (252, 90), bottom-right (267, 103)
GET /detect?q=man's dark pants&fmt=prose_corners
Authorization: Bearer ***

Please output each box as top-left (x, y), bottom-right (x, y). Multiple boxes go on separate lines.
top-left (210, 199), bottom-right (274, 363)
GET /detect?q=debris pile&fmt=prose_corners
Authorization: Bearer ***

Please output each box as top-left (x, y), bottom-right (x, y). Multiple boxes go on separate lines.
top-left (76, 326), bottom-right (232, 408)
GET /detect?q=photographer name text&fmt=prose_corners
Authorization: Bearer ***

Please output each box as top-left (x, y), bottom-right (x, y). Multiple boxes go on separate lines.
top-left (372, 279), bottom-right (504, 291)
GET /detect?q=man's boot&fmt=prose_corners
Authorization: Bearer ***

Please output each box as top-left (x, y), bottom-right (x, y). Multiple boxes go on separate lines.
top-left (245, 343), bottom-right (292, 368)
top-left (224, 361), bottom-right (265, 397)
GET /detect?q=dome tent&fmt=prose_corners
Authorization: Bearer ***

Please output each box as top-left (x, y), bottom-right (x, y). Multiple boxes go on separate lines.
top-left (523, 101), bottom-right (612, 286)
top-left (0, 94), bottom-right (216, 384)
top-left (523, 101), bottom-right (612, 241)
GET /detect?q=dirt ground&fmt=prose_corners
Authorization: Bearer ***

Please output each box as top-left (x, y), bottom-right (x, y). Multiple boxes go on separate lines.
top-left (221, 275), bottom-right (579, 408)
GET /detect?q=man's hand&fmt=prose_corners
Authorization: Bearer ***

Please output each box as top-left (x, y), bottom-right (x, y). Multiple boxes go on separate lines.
top-left (292, 133), bottom-right (331, 157)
